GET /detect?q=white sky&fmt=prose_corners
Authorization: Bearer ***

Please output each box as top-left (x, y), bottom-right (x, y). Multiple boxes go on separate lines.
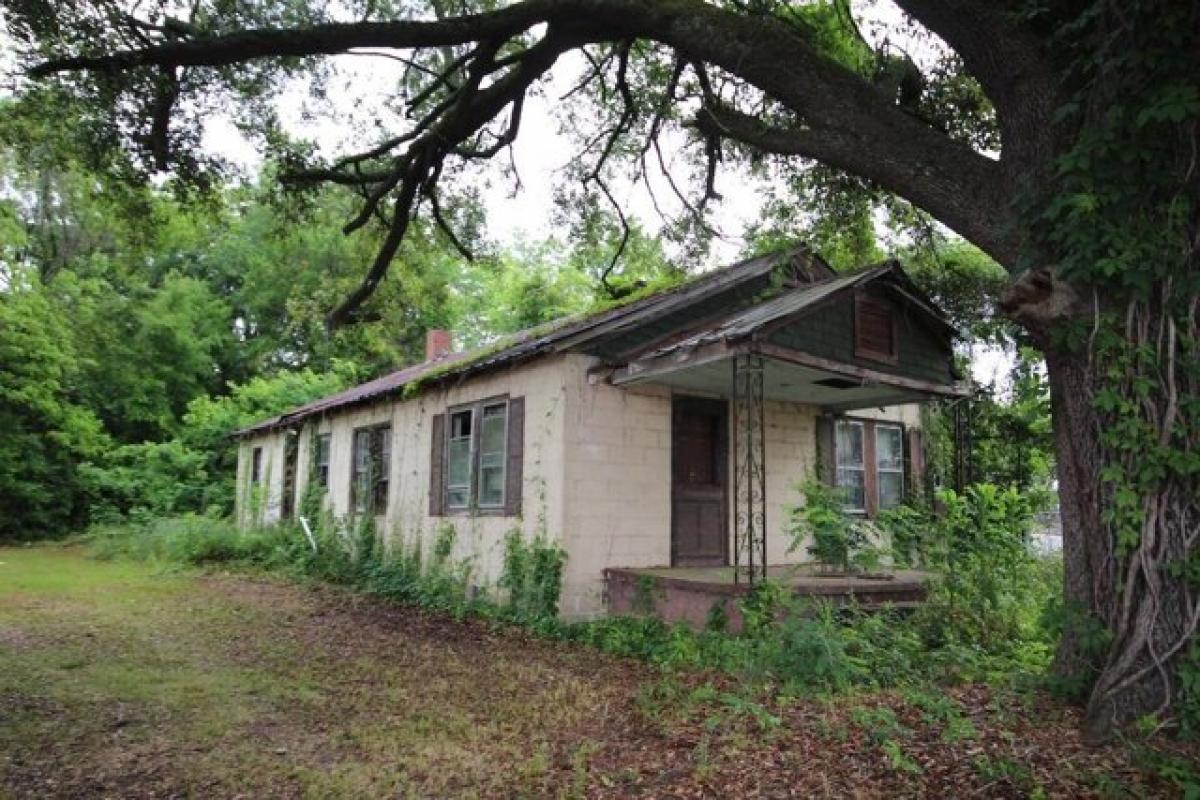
top-left (200, 1), bottom-right (933, 264)
top-left (6, 0), bottom-right (1014, 385)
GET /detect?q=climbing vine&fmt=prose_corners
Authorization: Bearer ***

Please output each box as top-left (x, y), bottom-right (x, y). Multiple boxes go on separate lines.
top-left (1021, 0), bottom-right (1200, 736)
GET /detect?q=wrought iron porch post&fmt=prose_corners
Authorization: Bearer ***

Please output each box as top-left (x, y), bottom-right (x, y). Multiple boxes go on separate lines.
top-left (732, 352), bottom-right (767, 585)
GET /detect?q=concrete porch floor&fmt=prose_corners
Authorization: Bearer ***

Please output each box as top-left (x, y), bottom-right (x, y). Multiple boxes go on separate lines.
top-left (604, 564), bottom-right (934, 631)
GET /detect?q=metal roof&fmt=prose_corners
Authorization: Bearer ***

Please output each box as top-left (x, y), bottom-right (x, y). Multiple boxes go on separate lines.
top-left (235, 247), bottom-right (826, 437)
top-left (641, 268), bottom-right (888, 359)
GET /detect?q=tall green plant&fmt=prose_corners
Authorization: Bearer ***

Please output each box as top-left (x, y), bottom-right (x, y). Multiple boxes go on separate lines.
top-left (499, 529), bottom-right (567, 621)
top-left (785, 478), bottom-right (874, 574)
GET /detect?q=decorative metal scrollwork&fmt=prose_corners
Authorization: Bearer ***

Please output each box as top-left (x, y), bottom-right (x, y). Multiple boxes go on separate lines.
top-left (732, 353), bottom-right (767, 585)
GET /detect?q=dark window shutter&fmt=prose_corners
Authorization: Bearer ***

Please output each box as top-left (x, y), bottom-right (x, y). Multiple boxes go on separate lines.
top-left (906, 428), bottom-right (924, 502)
top-left (815, 415), bottom-right (836, 486)
top-left (855, 296), bottom-right (896, 361)
top-left (428, 413), bottom-right (445, 516)
top-left (504, 397), bottom-right (525, 517)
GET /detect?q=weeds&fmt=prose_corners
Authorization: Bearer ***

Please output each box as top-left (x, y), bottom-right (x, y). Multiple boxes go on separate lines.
top-left (84, 482), bottom-right (1065, 729)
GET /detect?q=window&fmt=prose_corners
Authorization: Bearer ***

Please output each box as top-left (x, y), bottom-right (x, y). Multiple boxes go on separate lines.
top-left (437, 397), bottom-right (520, 514)
top-left (351, 425), bottom-right (391, 516)
top-left (445, 400), bottom-right (508, 510)
top-left (314, 434), bottom-right (331, 489)
top-left (875, 424), bottom-right (905, 511)
top-left (446, 410), bottom-right (474, 510)
top-left (854, 294), bottom-right (898, 363)
top-left (835, 420), bottom-right (866, 512)
top-left (251, 447), bottom-right (263, 484)
top-left (478, 403), bottom-right (508, 508)
top-left (831, 418), bottom-right (910, 515)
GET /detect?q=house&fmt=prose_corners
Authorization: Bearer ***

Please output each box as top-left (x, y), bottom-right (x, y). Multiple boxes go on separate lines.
top-left (234, 248), bottom-right (969, 620)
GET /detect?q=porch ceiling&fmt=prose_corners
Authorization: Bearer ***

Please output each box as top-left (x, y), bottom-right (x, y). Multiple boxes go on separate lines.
top-left (608, 341), bottom-right (969, 411)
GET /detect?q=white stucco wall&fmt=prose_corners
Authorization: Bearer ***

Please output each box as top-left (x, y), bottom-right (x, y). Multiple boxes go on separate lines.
top-left (235, 355), bottom-right (925, 619)
top-left (236, 432), bottom-right (286, 528)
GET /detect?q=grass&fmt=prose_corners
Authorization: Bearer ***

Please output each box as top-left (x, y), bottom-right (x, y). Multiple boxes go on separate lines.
top-left (0, 545), bottom-right (1193, 798)
top-left (0, 545), bottom-right (640, 798)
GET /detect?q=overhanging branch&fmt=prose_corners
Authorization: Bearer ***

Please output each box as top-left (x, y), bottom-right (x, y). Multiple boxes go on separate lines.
top-left (695, 102), bottom-right (1016, 265)
top-left (29, 0), bottom-right (1033, 311)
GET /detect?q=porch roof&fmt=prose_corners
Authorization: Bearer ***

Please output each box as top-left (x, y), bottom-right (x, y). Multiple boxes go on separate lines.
top-left (606, 264), bottom-right (971, 410)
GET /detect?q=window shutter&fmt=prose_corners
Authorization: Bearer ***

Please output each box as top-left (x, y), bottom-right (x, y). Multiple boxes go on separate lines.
top-left (429, 413), bottom-right (445, 516)
top-left (815, 415), bottom-right (836, 486)
top-left (854, 295), bottom-right (897, 362)
top-left (504, 396), bottom-right (525, 516)
top-left (906, 428), bottom-right (924, 502)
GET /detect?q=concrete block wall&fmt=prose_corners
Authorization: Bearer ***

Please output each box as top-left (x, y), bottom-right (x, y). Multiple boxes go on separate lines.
top-left (759, 400), bottom-right (820, 565)
top-left (560, 357), bottom-right (673, 616)
top-left (235, 352), bottom-right (925, 620)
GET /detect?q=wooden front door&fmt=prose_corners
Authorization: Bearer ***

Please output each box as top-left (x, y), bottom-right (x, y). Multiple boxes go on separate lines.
top-left (671, 397), bottom-right (729, 567)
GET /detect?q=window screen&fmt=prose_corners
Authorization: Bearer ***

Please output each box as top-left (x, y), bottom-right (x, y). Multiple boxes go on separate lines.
top-left (315, 434), bottom-right (331, 489)
top-left (875, 424), bottom-right (905, 510)
top-left (351, 426), bottom-right (391, 515)
top-left (477, 402), bottom-right (508, 508)
top-left (835, 420), bottom-right (866, 511)
top-left (446, 410), bottom-right (473, 509)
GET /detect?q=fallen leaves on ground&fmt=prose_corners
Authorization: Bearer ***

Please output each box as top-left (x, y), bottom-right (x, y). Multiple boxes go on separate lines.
top-left (0, 547), bottom-right (1193, 798)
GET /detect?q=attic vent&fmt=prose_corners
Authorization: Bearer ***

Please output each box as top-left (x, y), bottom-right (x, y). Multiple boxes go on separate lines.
top-left (854, 295), bottom-right (898, 363)
top-left (815, 377), bottom-right (861, 390)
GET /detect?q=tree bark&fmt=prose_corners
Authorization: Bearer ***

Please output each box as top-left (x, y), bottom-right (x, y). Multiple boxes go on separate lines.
top-left (1043, 342), bottom-right (1107, 686)
top-left (1009, 274), bottom-right (1200, 742)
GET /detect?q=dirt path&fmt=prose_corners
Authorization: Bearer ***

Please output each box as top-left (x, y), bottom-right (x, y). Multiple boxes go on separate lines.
top-left (0, 547), bottom-right (1186, 798)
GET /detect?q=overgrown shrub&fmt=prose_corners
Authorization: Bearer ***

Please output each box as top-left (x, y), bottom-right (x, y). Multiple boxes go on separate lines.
top-left (785, 478), bottom-right (880, 574)
top-left (86, 480), bottom-right (1062, 707)
top-left (87, 515), bottom-right (298, 567)
top-left (499, 528), bottom-right (567, 621)
top-left (906, 484), bottom-right (1051, 663)
top-left (81, 440), bottom-right (211, 522)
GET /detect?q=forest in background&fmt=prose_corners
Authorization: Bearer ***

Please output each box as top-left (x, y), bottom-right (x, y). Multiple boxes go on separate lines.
top-left (0, 95), bottom-right (1051, 541)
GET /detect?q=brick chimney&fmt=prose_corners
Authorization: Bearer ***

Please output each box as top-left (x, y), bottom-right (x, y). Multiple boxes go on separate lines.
top-left (425, 329), bottom-right (454, 361)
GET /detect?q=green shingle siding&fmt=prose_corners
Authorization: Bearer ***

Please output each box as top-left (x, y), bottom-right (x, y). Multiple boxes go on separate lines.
top-left (766, 295), bottom-right (953, 385)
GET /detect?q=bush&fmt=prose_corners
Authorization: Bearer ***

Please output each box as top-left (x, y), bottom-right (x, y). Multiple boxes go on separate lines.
top-left (785, 478), bottom-right (882, 574)
top-left (81, 440), bottom-right (210, 522)
top-left (499, 528), bottom-right (567, 621)
top-left (87, 480), bottom-right (1063, 706)
top-left (907, 484), bottom-right (1052, 663)
top-left (87, 515), bottom-right (299, 567)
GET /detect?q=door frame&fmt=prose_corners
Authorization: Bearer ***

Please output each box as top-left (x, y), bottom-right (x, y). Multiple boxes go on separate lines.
top-left (670, 395), bottom-right (730, 567)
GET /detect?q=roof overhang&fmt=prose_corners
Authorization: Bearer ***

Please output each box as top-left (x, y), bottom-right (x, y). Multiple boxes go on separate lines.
top-left (608, 340), bottom-right (971, 410)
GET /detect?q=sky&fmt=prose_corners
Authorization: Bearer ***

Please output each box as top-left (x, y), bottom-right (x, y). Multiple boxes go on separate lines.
top-left (198, 2), bottom-right (928, 264)
top-left (5, 1), bottom-right (1015, 387)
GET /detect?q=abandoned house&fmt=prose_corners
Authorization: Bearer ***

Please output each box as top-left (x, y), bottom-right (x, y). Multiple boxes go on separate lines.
top-left (234, 248), bottom-right (969, 620)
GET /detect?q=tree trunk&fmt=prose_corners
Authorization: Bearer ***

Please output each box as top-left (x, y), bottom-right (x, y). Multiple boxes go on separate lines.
top-left (1043, 344), bottom-right (1107, 685)
top-left (1024, 279), bottom-right (1200, 742)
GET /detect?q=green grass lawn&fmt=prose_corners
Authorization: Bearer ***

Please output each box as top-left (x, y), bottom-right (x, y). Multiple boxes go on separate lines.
top-left (0, 546), bottom-right (1188, 798)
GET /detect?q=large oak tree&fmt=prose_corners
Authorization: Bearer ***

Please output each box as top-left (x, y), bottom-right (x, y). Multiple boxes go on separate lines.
top-left (5, 0), bottom-right (1196, 740)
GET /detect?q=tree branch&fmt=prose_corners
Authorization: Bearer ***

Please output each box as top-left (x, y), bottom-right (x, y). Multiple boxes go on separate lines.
top-left (30, 0), bottom-right (1033, 304)
top-left (695, 102), bottom-right (1015, 265)
top-left (29, 6), bottom-right (553, 76)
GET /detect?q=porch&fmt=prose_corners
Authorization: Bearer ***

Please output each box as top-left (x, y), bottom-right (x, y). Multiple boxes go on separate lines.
top-left (605, 565), bottom-right (934, 632)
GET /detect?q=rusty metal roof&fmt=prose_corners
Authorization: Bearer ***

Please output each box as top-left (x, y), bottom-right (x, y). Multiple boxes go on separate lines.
top-left (236, 247), bottom-right (827, 437)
